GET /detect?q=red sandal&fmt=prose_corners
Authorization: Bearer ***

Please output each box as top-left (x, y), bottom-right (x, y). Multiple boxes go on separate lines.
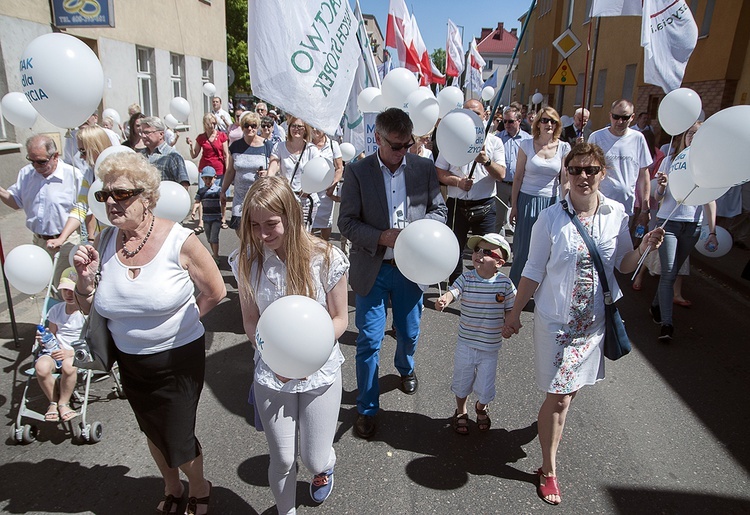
top-left (536, 468), bottom-right (561, 505)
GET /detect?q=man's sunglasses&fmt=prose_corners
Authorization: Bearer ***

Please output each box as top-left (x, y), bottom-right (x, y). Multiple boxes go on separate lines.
top-left (380, 135), bottom-right (415, 152)
top-left (94, 188), bottom-right (144, 202)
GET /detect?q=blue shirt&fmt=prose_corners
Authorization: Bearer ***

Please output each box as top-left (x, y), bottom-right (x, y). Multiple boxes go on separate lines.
top-left (496, 129), bottom-right (532, 183)
top-left (195, 183), bottom-right (222, 221)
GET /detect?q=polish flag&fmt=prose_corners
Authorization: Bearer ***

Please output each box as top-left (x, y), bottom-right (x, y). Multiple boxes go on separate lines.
top-left (386, 0), bottom-right (421, 72)
top-left (446, 19), bottom-right (464, 78)
top-left (411, 14), bottom-right (432, 85)
top-left (430, 60), bottom-right (446, 86)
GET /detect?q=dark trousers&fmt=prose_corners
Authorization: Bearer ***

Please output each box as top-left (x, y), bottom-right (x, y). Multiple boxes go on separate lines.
top-left (446, 197), bottom-right (497, 284)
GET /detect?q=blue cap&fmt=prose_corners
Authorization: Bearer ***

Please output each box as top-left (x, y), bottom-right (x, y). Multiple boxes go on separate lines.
top-left (201, 166), bottom-right (217, 177)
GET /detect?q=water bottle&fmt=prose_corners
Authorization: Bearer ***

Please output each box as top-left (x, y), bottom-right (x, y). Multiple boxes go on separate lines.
top-left (634, 224), bottom-right (646, 239)
top-left (37, 325), bottom-right (59, 352)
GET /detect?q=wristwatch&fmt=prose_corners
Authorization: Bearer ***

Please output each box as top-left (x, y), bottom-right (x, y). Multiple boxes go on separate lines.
top-left (484, 158), bottom-right (492, 167)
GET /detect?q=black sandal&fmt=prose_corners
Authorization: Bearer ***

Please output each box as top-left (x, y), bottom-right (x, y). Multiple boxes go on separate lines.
top-left (156, 493), bottom-right (182, 514)
top-left (185, 481), bottom-right (211, 515)
top-left (452, 410), bottom-right (469, 435)
top-left (475, 402), bottom-right (491, 432)
top-left (193, 226), bottom-right (205, 235)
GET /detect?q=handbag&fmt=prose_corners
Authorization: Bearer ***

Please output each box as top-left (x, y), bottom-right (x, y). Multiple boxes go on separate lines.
top-left (460, 201), bottom-right (492, 223)
top-left (561, 200), bottom-right (632, 360)
top-left (72, 227), bottom-right (118, 371)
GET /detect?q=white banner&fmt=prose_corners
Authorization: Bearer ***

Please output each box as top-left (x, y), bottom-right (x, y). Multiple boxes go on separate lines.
top-left (247, 0), bottom-right (359, 134)
top-left (589, 0), bottom-right (642, 17)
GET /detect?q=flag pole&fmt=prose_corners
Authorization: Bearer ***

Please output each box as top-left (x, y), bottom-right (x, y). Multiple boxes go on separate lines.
top-left (468, 0), bottom-right (537, 179)
top-left (0, 234), bottom-right (21, 348)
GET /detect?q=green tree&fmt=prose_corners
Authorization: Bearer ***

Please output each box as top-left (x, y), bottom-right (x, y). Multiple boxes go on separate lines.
top-left (226, 0), bottom-right (251, 98)
top-left (431, 48), bottom-right (446, 74)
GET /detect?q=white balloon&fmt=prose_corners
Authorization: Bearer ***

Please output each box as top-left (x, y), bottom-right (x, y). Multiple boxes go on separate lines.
top-left (202, 82), bottom-right (217, 97)
top-left (255, 295), bottom-right (335, 379)
top-left (94, 145), bottom-right (136, 176)
top-left (404, 88), bottom-right (433, 113)
top-left (20, 33), bottom-right (104, 129)
top-left (4, 244), bottom-right (54, 294)
top-left (102, 108), bottom-right (121, 126)
top-left (689, 105), bottom-right (750, 189)
top-left (381, 68), bottom-right (419, 110)
top-left (357, 87), bottom-right (382, 113)
top-left (87, 179), bottom-right (114, 226)
top-left (1, 92), bottom-right (37, 128)
top-left (153, 181), bottom-right (192, 222)
top-left (532, 92), bottom-right (544, 105)
top-left (393, 219), bottom-right (460, 285)
top-left (435, 109), bottom-right (485, 167)
top-left (658, 88), bottom-right (702, 136)
top-left (169, 97), bottom-right (191, 123)
top-left (667, 148), bottom-right (729, 205)
top-left (695, 225), bottom-right (732, 258)
top-left (481, 86), bottom-right (495, 101)
top-left (339, 142), bottom-right (356, 162)
top-left (185, 161), bottom-right (200, 185)
top-left (301, 157), bottom-right (335, 194)
top-left (164, 114), bottom-right (179, 129)
top-left (406, 89), bottom-right (439, 136)
top-left (369, 94), bottom-right (387, 113)
top-left (437, 86), bottom-right (464, 118)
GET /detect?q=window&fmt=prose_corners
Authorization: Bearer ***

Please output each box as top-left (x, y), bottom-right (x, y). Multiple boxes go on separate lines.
top-left (621, 64), bottom-right (637, 101)
top-left (699, 0), bottom-right (714, 38)
top-left (538, 0), bottom-right (552, 17)
top-left (594, 68), bottom-right (607, 107)
top-left (519, 83), bottom-right (525, 105)
top-left (201, 59), bottom-right (214, 113)
top-left (170, 53), bottom-right (186, 99)
top-left (484, 59), bottom-right (493, 71)
top-left (533, 48), bottom-right (548, 77)
top-left (574, 73), bottom-right (585, 106)
top-left (136, 46), bottom-right (156, 116)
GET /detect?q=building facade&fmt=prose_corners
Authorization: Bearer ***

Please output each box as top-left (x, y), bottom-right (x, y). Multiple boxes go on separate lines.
top-left (475, 22), bottom-right (518, 106)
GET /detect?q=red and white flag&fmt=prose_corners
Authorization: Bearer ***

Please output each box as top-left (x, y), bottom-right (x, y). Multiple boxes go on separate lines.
top-left (464, 36), bottom-right (485, 97)
top-left (411, 14), bottom-right (432, 85)
top-left (445, 18), bottom-right (464, 78)
top-left (430, 60), bottom-right (446, 86)
top-left (386, 0), bottom-right (421, 72)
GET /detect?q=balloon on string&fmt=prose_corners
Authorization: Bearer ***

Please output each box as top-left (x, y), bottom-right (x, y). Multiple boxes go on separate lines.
top-left (1, 92), bottom-right (37, 128)
top-left (357, 87), bottom-right (382, 113)
top-left (4, 244), bottom-right (54, 294)
top-left (435, 108), bottom-right (485, 167)
top-left (689, 105), bottom-right (750, 189)
top-left (405, 89), bottom-right (439, 136)
top-left (481, 86), bottom-right (495, 101)
top-left (153, 181), bottom-right (191, 222)
top-left (381, 67), bottom-right (419, 109)
top-left (667, 148), bottom-right (729, 205)
top-left (393, 219), bottom-right (460, 285)
top-left (437, 86), bottom-right (464, 118)
top-left (169, 97), bottom-right (191, 123)
top-left (94, 145), bottom-right (136, 175)
top-left (532, 92), bottom-right (544, 105)
top-left (87, 179), bottom-right (114, 226)
top-left (255, 295), bottom-right (335, 379)
top-left (202, 82), bottom-right (217, 97)
top-left (339, 142), bottom-right (356, 162)
top-left (301, 157), bottom-right (335, 194)
top-left (185, 161), bottom-right (199, 185)
top-left (658, 88), bottom-right (702, 136)
top-left (695, 225), bottom-right (732, 258)
top-left (164, 114), bottom-right (179, 129)
top-left (102, 108), bottom-right (121, 126)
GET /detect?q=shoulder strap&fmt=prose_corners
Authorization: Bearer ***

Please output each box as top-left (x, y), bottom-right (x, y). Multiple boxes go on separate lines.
top-left (560, 200), bottom-right (613, 303)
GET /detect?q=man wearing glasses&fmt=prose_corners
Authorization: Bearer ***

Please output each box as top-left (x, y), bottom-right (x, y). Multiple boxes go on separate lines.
top-left (339, 108), bottom-right (447, 439)
top-left (138, 117), bottom-right (190, 188)
top-left (495, 106), bottom-right (531, 236)
top-left (0, 135), bottom-right (83, 290)
top-left (588, 99), bottom-right (652, 227)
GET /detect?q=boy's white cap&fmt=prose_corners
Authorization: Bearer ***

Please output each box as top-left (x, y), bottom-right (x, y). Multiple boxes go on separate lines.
top-left (466, 233), bottom-right (511, 261)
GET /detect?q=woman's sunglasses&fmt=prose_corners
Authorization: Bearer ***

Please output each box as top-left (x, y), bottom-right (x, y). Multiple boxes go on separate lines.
top-left (567, 166), bottom-right (602, 176)
top-left (94, 188), bottom-right (144, 202)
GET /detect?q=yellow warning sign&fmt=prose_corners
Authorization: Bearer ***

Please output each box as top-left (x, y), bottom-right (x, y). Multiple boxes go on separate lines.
top-left (549, 59), bottom-right (577, 86)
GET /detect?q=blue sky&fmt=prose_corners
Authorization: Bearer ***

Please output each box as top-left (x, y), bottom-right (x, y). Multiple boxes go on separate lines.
top-left (354, 0), bottom-right (532, 55)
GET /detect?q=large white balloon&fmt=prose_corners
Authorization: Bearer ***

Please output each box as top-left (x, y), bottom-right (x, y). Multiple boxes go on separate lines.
top-left (532, 92), bottom-right (544, 105)
top-left (339, 142), bottom-right (356, 162)
top-left (667, 148), bottom-right (728, 205)
top-left (689, 105), bottom-right (750, 189)
top-left (1, 92), bottom-right (37, 128)
top-left (202, 82), bottom-right (217, 97)
top-left (301, 157), bottom-right (335, 194)
top-left (4, 244), bottom-right (54, 294)
top-left (255, 295), bottom-right (335, 379)
top-left (21, 33), bottom-right (104, 129)
top-left (185, 161), bottom-right (200, 185)
top-left (481, 86), bottom-right (495, 101)
top-left (87, 179), bottom-right (114, 227)
top-left (435, 109), bottom-right (485, 167)
top-left (153, 181), bottom-right (191, 222)
top-left (169, 97), bottom-right (191, 123)
top-left (695, 225), bottom-right (732, 258)
top-left (102, 108), bottom-right (121, 126)
top-left (394, 219), bottom-right (460, 285)
top-left (94, 145), bottom-right (136, 176)
top-left (658, 88), bottom-right (702, 136)
top-left (437, 86), bottom-right (464, 118)
top-left (164, 114), bottom-right (179, 129)
top-left (381, 68), bottom-right (419, 110)
top-left (405, 89), bottom-right (439, 136)
top-left (357, 87), bottom-right (382, 113)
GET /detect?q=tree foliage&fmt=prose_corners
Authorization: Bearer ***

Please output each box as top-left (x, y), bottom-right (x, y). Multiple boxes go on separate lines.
top-left (431, 48), bottom-right (446, 74)
top-left (226, 0), bottom-right (251, 97)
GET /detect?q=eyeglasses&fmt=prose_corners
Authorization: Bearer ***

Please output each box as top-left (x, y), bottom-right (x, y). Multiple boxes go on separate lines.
top-left (380, 134), bottom-right (415, 152)
top-left (538, 117), bottom-right (558, 125)
top-left (290, 124), bottom-right (306, 130)
top-left (140, 129), bottom-right (162, 135)
top-left (26, 155), bottom-right (54, 166)
top-left (78, 148), bottom-right (87, 155)
top-left (503, 119), bottom-right (517, 124)
top-left (94, 188), bottom-right (144, 202)
top-left (473, 246), bottom-right (503, 259)
top-left (243, 123), bottom-right (258, 129)
top-left (261, 124), bottom-right (273, 128)
top-left (567, 166), bottom-right (602, 176)
top-left (610, 113), bottom-right (632, 121)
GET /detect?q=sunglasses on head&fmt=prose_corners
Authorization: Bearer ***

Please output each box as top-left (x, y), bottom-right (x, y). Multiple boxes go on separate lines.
top-left (567, 166), bottom-right (602, 176)
top-left (473, 246), bottom-right (503, 259)
top-left (611, 113), bottom-right (632, 121)
top-left (94, 188), bottom-right (144, 202)
top-left (539, 117), bottom-right (558, 125)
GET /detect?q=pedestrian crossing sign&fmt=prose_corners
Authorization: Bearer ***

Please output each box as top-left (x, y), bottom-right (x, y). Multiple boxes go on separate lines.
top-left (549, 59), bottom-right (577, 86)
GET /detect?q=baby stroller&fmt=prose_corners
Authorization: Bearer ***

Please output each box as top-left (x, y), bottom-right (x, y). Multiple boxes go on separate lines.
top-left (9, 257), bottom-right (125, 445)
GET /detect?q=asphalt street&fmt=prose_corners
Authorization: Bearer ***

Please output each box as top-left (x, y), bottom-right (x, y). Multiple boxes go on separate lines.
top-left (1, 201), bottom-right (749, 514)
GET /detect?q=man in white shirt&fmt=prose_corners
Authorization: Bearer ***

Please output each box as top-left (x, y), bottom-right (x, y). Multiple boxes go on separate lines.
top-left (436, 99), bottom-right (507, 283)
top-left (211, 96), bottom-right (232, 133)
top-left (0, 135), bottom-right (83, 289)
top-left (588, 99), bottom-right (652, 227)
top-left (495, 106), bottom-right (532, 235)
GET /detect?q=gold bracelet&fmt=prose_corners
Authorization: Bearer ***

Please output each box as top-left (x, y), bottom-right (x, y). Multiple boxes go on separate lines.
top-left (74, 286), bottom-right (94, 297)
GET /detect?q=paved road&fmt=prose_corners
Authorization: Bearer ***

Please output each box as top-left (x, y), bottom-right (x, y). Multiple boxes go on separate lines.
top-left (1, 205), bottom-right (749, 514)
